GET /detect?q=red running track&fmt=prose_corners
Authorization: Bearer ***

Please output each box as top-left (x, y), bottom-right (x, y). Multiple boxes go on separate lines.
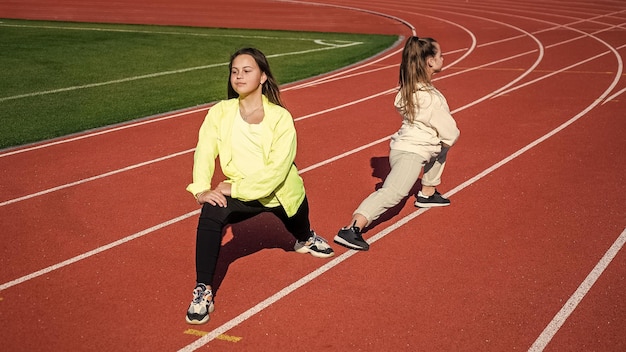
top-left (1, 1), bottom-right (625, 351)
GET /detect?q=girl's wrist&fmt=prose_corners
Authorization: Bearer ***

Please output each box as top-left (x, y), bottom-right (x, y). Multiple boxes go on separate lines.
top-left (195, 190), bottom-right (207, 201)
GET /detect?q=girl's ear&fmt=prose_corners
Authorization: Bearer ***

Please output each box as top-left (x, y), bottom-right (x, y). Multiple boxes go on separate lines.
top-left (260, 72), bottom-right (268, 85)
top-left (427, 57), bottom-right (434, 67)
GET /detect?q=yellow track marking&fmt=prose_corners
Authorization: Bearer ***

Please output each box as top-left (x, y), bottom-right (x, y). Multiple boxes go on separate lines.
top-left (184, 329), bottom-right (242, 343)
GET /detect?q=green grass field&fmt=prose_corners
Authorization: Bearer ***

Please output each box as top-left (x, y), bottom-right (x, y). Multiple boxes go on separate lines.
top-left (0, 19), bottom-right (398, 149)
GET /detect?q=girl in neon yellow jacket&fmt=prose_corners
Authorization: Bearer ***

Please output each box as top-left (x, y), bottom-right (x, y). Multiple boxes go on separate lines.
top-left (184, 48), bottom-right (334, 325)
top-left (187, 95), bottom-right (305, 217)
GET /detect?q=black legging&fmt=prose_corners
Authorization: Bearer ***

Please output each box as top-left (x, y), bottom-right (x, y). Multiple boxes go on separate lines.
top-left (195, 196), bottom-right (311, 286)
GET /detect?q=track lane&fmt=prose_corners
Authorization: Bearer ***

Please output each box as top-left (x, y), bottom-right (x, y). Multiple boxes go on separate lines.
top-left (1, 0), bottom-right (624, 350)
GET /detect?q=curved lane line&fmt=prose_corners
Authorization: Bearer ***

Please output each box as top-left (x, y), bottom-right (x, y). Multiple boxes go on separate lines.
top-left (178, 6), bottom-right (624, 351)
top-left (1, 17), bottom-right (615, 208)
top-left (2, 9), bottom-right (622, 352)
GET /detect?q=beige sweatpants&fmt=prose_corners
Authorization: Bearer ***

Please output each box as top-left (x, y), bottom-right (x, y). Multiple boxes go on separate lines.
top-left (354, 147), bottom-right (448, 226)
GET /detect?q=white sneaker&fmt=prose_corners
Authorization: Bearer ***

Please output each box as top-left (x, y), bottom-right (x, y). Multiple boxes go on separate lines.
top-left (294, 231), bottom-right (335, 258)
top-left (185, 283), bottom-right (215, 324)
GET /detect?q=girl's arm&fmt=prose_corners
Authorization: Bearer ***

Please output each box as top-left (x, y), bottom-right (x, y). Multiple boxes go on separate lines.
top-left (431, 96), bottom-right (460, 147)
top-left (186, 104), bottom-right (221, 197)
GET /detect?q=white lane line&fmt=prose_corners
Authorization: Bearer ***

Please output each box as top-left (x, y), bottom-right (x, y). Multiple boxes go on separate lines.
top-left (1, 15), bottom-right (619, 208)
top-left (0, 7), bottom-right (517, 292)
top-left (603, 86), bottom-right (626, 104)
top-left (277, 0), bottom-right (416, 35)
top-left (2, 4), bottom-right (618, 158)
top-left (0, 124), bottom-right (394, 292)
top-left (0, 40), bottom-right (382, 159)
top-left (0, 149), bottom-right (194, 207)
top-left (178, 5), bottom-right (625, 351)
top-left (0, 35), bottom-right (515, 209)
top-left (0, 131), bottom-right (387, 291)
top-left (295, 88), bottom-right (396, 122)
top-left (178, 96), bottom-right (624, 350)
top-left (0, 85), bottom-right (395, 208)
top-left (0, 45), bottom-right (361, 103)
top-left (177, 91), bottom-right (625, 351)
top-left (0, 210), bottom-right (199, 291)
top-left (0, 22), bottom-right (360, 42)
top-left (0, 3), bottom-right (621, 351)
top-left (528, 228), bottom-right (626, 352)
top-left (0, 107), bottom-right (209, 158)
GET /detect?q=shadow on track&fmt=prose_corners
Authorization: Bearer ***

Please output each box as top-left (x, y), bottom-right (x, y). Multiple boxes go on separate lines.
top-left (211, 213), bottom-right (295, 296)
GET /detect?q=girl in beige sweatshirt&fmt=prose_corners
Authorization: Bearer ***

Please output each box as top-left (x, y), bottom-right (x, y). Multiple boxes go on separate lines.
top-left (334, 36), bottom-right (460, 251)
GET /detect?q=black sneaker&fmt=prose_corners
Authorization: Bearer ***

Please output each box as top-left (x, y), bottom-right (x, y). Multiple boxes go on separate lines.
top-left (415, 189), bottom-right (450, 208)
top-left (294, 231), bottom-right (335, 258)
top-left (334, 223), bottom-right (369, 251)
top-left (185, 283), bottom-right (215, 324)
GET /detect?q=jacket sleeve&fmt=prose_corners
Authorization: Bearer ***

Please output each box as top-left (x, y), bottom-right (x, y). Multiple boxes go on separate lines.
top-left (430, 95), bottom-right (460, 147)
top-left (230, 107), bottom-right (297, 201)
top-left (186, 104), bottom-right (221, 196)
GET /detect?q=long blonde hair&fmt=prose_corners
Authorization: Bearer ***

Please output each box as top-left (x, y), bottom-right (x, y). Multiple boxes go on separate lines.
top-left (398, 36), bottom-right (439, 122)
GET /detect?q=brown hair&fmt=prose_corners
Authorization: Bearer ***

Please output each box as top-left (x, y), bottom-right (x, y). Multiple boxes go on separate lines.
top-left (227, 47), bottom-right (284, 107)
top-left (398, 36), bottom-right (439, 122)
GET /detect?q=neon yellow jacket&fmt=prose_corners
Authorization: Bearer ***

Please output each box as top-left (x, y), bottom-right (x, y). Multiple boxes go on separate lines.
top-left (186, 96), bottom-right (306, 217)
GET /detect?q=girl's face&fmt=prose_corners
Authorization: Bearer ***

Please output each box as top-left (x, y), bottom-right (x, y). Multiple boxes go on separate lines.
top-left (428, 42), bottom-right (444, 73)
top-left (230, 54), bottom-right (267, 97)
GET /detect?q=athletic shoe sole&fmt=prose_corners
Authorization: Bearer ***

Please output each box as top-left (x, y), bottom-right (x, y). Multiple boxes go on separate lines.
top-left (414, 201), bottom-right (451, 208)
top-left (186, 315), bottom-right (209, 325)
top-left (185, 301), bottom-right (215, 324)
top-left (333, 235), bottom-right (369, 251)
top-left (294, 245), bottom-right (334, 258)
